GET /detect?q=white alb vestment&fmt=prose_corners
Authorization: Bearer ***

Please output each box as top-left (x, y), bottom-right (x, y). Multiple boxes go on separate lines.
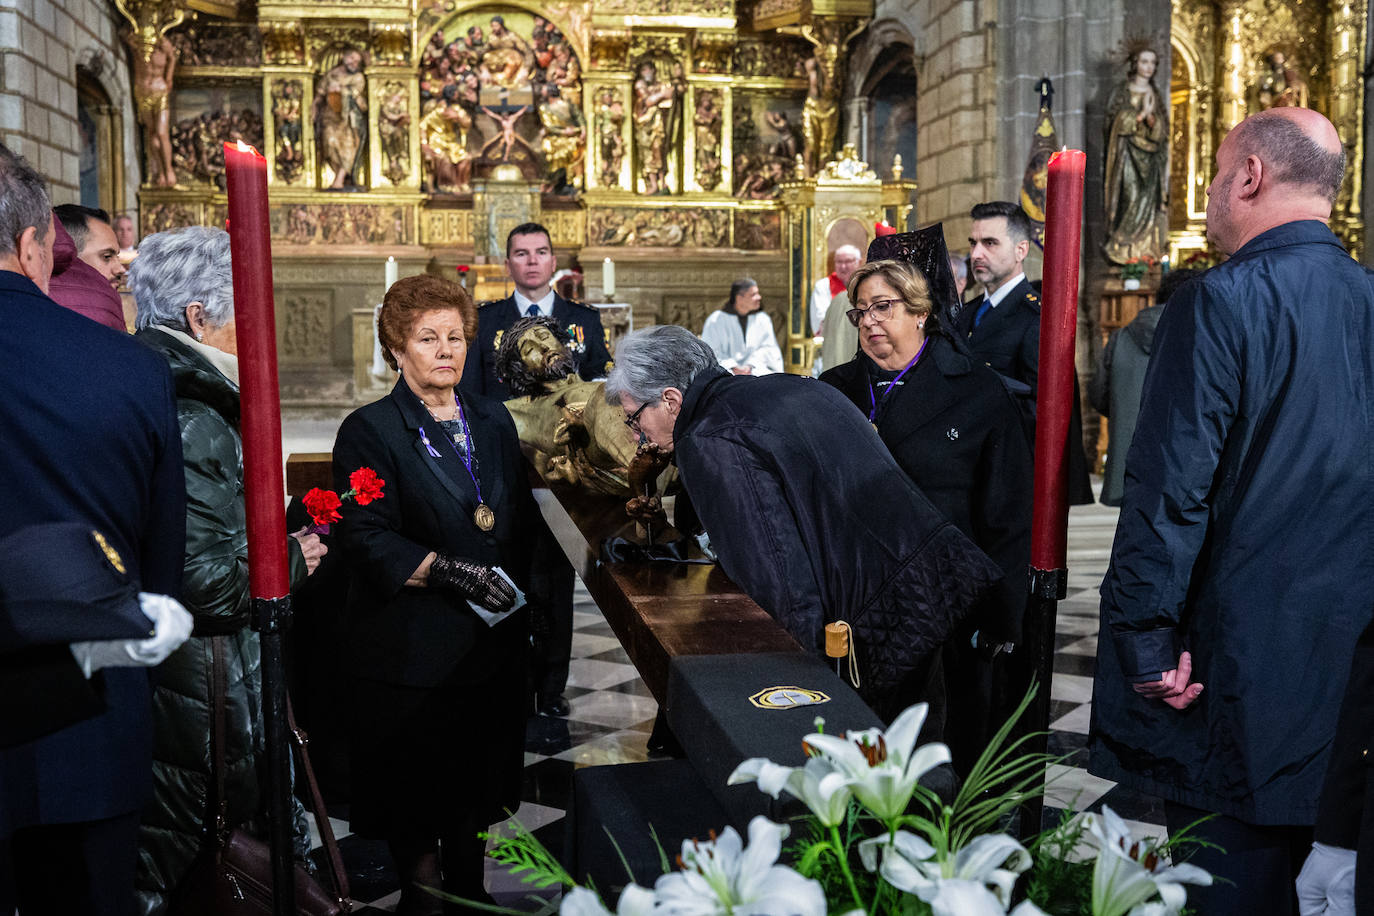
top-left (700, 310), bottom-right (783, 375)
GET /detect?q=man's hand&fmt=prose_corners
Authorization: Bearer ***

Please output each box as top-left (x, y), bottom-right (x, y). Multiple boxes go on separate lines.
top-left (290, 527), bottom-right (328, 575)
top-left (1296, 842), bottom-right (1356, 916)
top-left (1132, 649), bottom-right (1204, 709)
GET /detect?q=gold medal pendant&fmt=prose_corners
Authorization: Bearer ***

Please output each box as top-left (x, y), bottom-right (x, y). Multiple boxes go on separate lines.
top-left (474, 503), bottom-right (496, 531)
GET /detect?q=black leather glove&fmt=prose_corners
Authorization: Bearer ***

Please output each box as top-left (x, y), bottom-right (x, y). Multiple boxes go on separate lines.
top-left (429, 554), bottom-right (517, 614)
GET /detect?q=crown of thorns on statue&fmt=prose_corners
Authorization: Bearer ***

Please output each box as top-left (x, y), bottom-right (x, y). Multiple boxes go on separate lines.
top-left (495, 315), bottom-right (580, 397)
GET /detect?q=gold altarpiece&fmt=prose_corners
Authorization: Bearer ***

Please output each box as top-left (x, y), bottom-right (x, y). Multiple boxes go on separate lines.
top-left (120, 0), bottom-right (910, 397)
top-left (1169, 0), bottom-right (1367, 260)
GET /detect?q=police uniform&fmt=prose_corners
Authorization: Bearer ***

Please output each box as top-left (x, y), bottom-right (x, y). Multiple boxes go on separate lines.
top-left (460, 292), bottom-right (615, 400)
top-left (458, 291), bottom-right (614, 715)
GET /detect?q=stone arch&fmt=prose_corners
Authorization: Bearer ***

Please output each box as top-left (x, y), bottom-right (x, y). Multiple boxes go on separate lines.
top-left (846, 18), bottom-right (917, 180)
top-left (74, 49), bottom-right (128, 212)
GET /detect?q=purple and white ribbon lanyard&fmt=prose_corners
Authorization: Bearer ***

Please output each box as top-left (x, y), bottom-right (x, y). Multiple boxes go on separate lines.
top-left (417, 392), bottom-right (485, 506)
top-left (867, 337), bottom-right (928, 423)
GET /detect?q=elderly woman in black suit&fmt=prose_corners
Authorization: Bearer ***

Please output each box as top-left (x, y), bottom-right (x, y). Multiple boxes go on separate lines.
top-left (819, 258), bottom-right (1032, 776)
top-left (332, 274), bottom-right (538, 915)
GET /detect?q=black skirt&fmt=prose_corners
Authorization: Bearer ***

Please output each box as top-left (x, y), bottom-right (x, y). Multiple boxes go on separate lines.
top-left (347, 611), bottom-right (529, 839)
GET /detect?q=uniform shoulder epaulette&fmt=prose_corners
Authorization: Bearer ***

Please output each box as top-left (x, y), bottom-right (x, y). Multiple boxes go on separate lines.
top-left (1021, 291), bottom-right (1041, 313)
top-left (564, 298), bottom-right (593, 312)
top-left (477, 299), bottom-right (502, 309)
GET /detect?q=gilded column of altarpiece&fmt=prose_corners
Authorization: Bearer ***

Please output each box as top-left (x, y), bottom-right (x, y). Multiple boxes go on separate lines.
top-left (1169, 0), bottom-right (1366, 259)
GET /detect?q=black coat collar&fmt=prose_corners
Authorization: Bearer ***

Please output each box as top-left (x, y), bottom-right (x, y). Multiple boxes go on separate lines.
top-left (826, 337), bottom-right (970, 448)
top-left (966, 277), bottom-right (1037, 338)
top-left (674, 364), bottom-right (731, 445)
top-left (387, 379), bottom-right (504, 514)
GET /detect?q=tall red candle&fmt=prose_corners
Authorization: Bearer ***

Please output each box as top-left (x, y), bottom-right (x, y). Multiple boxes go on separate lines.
top-left (224, 140), bottom-right (289, 598)
top-left (1030, 148), bottom-right (1086, 571)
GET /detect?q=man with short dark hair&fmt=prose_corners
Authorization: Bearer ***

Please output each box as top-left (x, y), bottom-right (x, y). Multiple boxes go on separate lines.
top-left (461, 222), bottom-right (613, 718)
top-left (54, 205), bottom-right (125, 291)
top-left (1091, 107), bottom-right (1374, 915)
top-left (0, 143), bottom-right (186, 916)
top-left (461, 221), bottom-right (613, 401)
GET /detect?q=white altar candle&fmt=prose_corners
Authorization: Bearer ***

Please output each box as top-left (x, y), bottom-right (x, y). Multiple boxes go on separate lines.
top-left (385, 256), bottom-right (398, 292)
top-left (603, 257), bottom-right (616, 299)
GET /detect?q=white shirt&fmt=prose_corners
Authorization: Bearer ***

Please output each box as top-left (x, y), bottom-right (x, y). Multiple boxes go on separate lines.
top-left (700, 310), bottom-right (783, 376)
top-left (514, 288), bottom-right (556, 318)
top-left (980, 272), bottom-right (1027, 312)
top-left (809, 276), bottom-right (835, 334)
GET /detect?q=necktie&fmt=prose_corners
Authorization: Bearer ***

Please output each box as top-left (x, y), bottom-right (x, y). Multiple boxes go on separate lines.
top-left (526, 304), bottom-right (539, 318)
top-left (973, 298), bottom-right (992, 328)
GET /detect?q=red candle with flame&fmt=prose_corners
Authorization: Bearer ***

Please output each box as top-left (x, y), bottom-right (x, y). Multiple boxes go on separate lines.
top-left (224, 140), bottom-right (289, 597)
top-left (1030, 148), bottom-right (1086, 571)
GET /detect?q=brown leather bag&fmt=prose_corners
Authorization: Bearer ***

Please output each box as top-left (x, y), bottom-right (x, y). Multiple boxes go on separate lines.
top-left (169, 637), bottom-right (352, 915)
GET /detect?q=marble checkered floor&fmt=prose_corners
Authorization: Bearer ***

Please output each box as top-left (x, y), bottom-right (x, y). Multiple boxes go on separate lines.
top-left (304, 494), bottom-right (1159, 912)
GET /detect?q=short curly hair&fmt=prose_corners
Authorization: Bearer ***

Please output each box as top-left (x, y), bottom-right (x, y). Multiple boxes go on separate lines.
top-left (847, 259), bottom-right (935, 325)
top-left (377, 274), bottom-right (477, 371)
top-left (495, 315), bottom-right (577, 396)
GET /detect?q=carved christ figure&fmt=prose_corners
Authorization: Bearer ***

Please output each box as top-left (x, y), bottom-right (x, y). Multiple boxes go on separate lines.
top-left (122, 22), bottom-right (180, 187)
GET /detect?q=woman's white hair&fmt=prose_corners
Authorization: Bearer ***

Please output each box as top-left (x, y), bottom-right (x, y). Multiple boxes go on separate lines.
top-left (604, 325), bottom-right (718, 406)
top-left (130, 226), bottom-right (234, 332)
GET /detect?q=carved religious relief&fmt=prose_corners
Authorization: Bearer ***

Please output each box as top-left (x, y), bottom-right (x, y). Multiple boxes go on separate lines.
top-left (116, 0), bottom-right (185, 188)
top-left (170, 91), bottom-right (264, 189)
top-left (419, 9), bottom-right (587, 189)
top-left (595, 87), bottom-right (627, 189)
top-left (272, 79), bottom-right (305, 185)
top-left (168, 21), bottom-right (262, 67)
top-left (143, 201), bottom-right (199, 235)
top-left (731, 37), bottom-right (807, 78)
top-left (694, 88), bottom-right (723, 191)
top-left (632, 57), bottom-right (686, 194)
top-left (588, 208), bottom-right (729, 247)
top-left (732, 95), bottom-right (799, 199)
top-left (378, 80), bottom-right (412, 186)
top-left (271, 203), bottom-right (412, 246)
top-left (313, 47), bottom-right (369, 189)
top-left (261, 22), bottom-right (305, 66)
top-left (596, 0), bottom-right (732, 13)
top-left (280, 293), bottom-right (334, 361)
top-left (693, 32), bottom-right (734, 73)
top-left (734, 210), bottom-right (781, 250)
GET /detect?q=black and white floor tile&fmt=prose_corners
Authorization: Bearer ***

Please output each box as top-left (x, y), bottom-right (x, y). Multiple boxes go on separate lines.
top-left (307, 497), bottom-right (1163, 911)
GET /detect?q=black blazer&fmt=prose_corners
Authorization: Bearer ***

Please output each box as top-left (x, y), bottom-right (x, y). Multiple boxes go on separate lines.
top-left (821, 338), bottom-right (1033, 641)
top-left (331, 380), bottom-right (540, 688)
top-left (959, 278), bottom-right (1094, 506)
top-left (0, 271), bottom-right (186, 833)
top-left (460, 293), bottom-right (614, 399)
top-left (957, 277), bottom-right (1041, 395)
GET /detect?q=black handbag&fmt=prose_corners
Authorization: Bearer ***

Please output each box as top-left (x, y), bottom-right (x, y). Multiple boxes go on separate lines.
top-left (169, 637), bottom-right (352, 915)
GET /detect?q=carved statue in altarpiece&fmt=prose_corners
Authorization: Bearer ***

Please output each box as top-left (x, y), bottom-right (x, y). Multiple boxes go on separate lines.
top-left (1103, 46), bottom-right (1167, 264)
top-left (117, 0), bottom-right (184, 188)
top-left (633, 60), bottom-right (685, 194)
top-left (313, 48), bottom-right (369, 189)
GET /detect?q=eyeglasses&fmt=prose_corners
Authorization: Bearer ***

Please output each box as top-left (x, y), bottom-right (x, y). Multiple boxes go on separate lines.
top-left (623, 399), bottom-right (652, 435)
top-left (846, 298), bottom-right (902, 327)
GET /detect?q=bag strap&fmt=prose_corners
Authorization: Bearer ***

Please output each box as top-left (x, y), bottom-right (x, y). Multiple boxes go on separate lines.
top-left (208, 635), bottom-right (230, 851)
top-left (286, 698), bottom-right (352, 906)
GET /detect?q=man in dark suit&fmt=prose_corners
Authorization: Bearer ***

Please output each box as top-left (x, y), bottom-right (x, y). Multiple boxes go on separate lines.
top-left (460, 222), bottom-right (613, 717)
top-left (0, 144), bottom-right (187, 916)
top-left (461, 221), bottom-right (614, 400)
top-left (961, 201), bottom-right (1093, 506)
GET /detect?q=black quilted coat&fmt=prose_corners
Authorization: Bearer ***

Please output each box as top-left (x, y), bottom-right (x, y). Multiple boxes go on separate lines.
top-left (672, 366), bottom-right (1002, 713)
top-left (132, 328), bottom-right (307, 916)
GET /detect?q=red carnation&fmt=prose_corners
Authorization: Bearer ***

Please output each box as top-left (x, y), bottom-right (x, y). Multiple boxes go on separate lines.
top-left (348, 467), bottom-right (386, 505)
top-left (457, 264), bottom-right (470, 273)
top-left (303, 488), bottom-right (343, 527)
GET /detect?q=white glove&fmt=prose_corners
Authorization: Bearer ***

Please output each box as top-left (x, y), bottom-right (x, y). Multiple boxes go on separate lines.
top-left (1296, 842), bottom-right (1357, 916)
top-left (69, 593), bottom-right (194, 678)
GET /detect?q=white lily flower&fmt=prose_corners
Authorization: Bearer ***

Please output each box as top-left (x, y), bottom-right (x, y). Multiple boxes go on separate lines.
top-left (857, 828), bottom-right (1031, 910)
top-left (1086, 807), bottom-right (1212, 916)
top-left (728, 756), bottom-right (854, 827)
top-left (561, 885), bottom-right (655, 916)
top-left (653, 816), bottom-right (827, 916)
top-left (800, 702), bottom-right (951, 821)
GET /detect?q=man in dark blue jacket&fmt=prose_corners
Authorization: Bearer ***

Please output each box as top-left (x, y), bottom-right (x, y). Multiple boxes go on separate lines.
top-left (0, 145), bottom-right (186, 915)
top-left (1089, 107), bottom-right (1374, 915)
